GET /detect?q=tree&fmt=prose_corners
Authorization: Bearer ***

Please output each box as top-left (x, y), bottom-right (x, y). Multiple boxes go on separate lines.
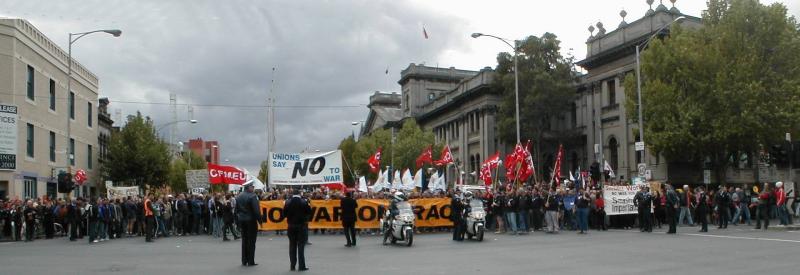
top-left (494, 33), bottom-right (578, 178)
top-left (343, 120), bottom-right (441, 183)
top-left (106, 112), bottom-right (172, 190)
top-left (624, 0), bottom-right (800, 183)
top-left (257, 160), bottom-right (269, 184)
top-left (167, 151), bottom-right (207, 193)
top-left (337, 135), bottom-right (357, 186)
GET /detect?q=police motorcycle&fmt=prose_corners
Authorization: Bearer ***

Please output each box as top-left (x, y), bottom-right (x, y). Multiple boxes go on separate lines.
top-left (381, 191), bottom-right (415, 247)
top-left (463, 192), bottom-right (486, 242)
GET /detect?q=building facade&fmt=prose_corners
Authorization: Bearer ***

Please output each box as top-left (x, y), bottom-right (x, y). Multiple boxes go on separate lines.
top-left (184, 138), bottom-right (220, 165)
top-left (0, 19), bottom-right (100, 199)
top-left (97, 97), bottom-right (114, 189)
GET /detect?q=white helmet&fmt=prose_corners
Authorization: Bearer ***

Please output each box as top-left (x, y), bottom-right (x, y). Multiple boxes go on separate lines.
top-left (776, 181), bottom-right (783, 188)
top-left (393, 191), bottom-right (406, 202)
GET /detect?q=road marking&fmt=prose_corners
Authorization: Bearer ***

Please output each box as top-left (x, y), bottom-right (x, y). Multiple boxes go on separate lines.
top-left (684, 233), bottom-right (800, 243)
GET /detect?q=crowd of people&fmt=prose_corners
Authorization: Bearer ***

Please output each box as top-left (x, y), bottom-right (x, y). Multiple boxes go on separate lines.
top-left (0, 180), bottom-right (797, 243)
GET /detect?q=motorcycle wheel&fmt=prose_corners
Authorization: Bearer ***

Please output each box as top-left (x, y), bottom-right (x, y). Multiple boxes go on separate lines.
top-left (466, 232), bottom-right (473, 240)
top-left (405, 228), bottom-right (413, 247)
top-left (390, 234), bottom-right (397, 244)
top-left (476, 227), bottom-right (484, 242)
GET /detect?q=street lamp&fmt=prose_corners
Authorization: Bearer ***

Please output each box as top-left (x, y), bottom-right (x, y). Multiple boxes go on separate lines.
top-left (156, 119), bottom-right (198, 132)
top-left (472, 32), bottom-right (520, 144)
top-left (65, 29), bottom-right (121, 181)
top-left (635, 16), bottom-right (685, 170)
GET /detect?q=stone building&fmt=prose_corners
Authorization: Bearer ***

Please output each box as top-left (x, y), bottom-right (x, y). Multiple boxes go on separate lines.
top-left (0, 18), bottom-right (101, 199)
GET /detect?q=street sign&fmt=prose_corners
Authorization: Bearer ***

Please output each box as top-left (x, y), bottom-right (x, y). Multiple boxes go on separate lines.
top-left (635, 142), bottom-right (645, 151)
top-left (703, 170), bottom-right (711, 184)
top-left (637, 163), bottom-right (646, 177)
top-left (0, 104), bottom-right (17, 170)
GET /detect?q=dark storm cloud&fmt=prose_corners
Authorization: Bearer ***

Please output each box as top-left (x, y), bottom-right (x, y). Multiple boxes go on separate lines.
top-left (0, 0), bottom-right (469, 172)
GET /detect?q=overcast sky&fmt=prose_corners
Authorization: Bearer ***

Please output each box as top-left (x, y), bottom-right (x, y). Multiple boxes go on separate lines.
top-left (1, 0), bottom-right (797, 173)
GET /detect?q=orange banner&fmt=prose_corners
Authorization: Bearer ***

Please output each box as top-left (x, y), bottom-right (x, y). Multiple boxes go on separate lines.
top-left (258, 198), bottom-right (454, 231)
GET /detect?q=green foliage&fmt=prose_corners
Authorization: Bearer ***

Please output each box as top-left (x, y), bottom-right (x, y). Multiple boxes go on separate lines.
top-left (257, 160), bottom-right (268, 183)
top-left (338, 136), bottom-right (357, 185)
top-left (106, 112), bottom-right (172, 189)
top-left (167, 151), bottom-right (207, 193)
top-left (341, 120), bottom-right (441, 183)
top-left (624, 0), bottom-right (800, 179)
top-left (494, 33), bottom-right (578, 144)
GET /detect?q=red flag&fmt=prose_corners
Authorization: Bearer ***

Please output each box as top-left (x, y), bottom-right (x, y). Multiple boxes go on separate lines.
top-left (367, 147), bottom-right (382, 173)
top-left (505, 153), bottom-right (517, 181)
top-left (415, 145), bottom-right (433, 168)
top-left (479, 163), bottom-right (492, 186)
top-left (207, 163), bottom-right (247, 185)
top-left (551, 144), bottom-right (564, 186)
top-left (423, 27), bottom-right (429, 39)
top-left (74, 169), bottom-right (88, 185)
top-left (434, 145), bottom-right (453, 166)
top-left (518, 141), bottom-right (535, 182)
top-left (485, 151), bottom-right (501, 169)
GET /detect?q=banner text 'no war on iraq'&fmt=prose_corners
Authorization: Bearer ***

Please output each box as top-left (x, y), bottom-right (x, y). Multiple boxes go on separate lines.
top-left (258, 198), bottom-right (454, 231)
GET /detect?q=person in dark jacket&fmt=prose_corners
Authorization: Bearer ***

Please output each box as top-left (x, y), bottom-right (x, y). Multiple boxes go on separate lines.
top-left (504, 190), bottom-right (519, 235)
top-left (237, 182), bottom-right (262, 266)
top-left (221, 195), bottom-right (239, 241)
top-left (284, 189), bottom-right (311, 271)
top-left (530, 190), bottom-right (544, 231)
top-left (695, 186), bottom-right (709, 232)
top-left (340, 192), bottom-right (358, 247)
top-left (43, 200), bottom-right (55, 239)
top-left (517, 189), bottom-right (531, 233)
top-left (716, 186), bottom-right (731, 229)
top-left (23, 200), bottom-right (37, 242)
top-left (450, 191), bottom-right (464, 241)
top-left (665, 184), bottom-right (679, 234)
top-left (492, 191), bottom-right (506, 233)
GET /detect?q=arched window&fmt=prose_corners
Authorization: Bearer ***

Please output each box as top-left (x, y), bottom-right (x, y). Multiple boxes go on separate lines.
top-left (608, 137), bottom-right (619, 171)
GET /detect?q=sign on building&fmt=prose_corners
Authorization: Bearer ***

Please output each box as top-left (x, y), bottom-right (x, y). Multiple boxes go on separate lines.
top-left (0, 104), bottom-right (18, 170)
top-left (269, 150), bottom-right (343, 185)
top-left (703, 170), bottom-right (711, 184)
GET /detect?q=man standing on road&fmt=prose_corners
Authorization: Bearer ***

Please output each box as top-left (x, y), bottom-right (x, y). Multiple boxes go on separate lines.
top-left (236, 181), bottom-right (262, 267)
top-left (340, 191), bottom-right (358, 247)
top-left (144, 194), bottom-right (155, 242)
top-left (665, 184), bottom-right (679, 234)
top-left (678, 185), bottom-right (694, 226)
top-left (284, 189), bottom-right (311, 272)
top-left (716, 186), bottom-right (731, 229)
top-left (695, 186), bottom-right (709, 232)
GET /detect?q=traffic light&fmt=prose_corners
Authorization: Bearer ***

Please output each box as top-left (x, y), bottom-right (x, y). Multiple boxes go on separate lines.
top-left (770, 144), bottom-right (789, 167)
top-left (57, 172), bottom-right (74, 193)
top-left (590, 162), bottom-right (601, 181)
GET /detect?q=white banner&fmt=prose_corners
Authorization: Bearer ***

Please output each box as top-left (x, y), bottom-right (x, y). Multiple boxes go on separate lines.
top-left (0, 104), bottom-right (17, 170)
top-left (603, 185), bottom-right (638, 215)
top-left (105, 181), bottom-right (140, 199)
top-left (269, 150), bottom-right (343, 185)
top-left (185, 169), bottom-right (209, 189)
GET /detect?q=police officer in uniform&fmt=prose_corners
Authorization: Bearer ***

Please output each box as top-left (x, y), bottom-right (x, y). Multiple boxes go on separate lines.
top-left (236, 181), bottom-right (262, 266)
top-left (284, 189), bottom-right (311, 271)
top-left (665, 184), bottom-right (679, 234)
top-left (695, 186), bottom-right (709, 232)
top-left (450, 190), bottom-right (465, 241)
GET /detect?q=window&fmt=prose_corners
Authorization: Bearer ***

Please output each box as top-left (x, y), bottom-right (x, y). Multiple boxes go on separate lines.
top-left (27, 65), bottom-right (35, 101)
top-left (87, 144), bottom-right (93, 169)
top-left (607, 79), bottom-right (616, 106)
top-left (608, 137), bottom-right (619, 172)
top-left (69, 92), bottom-right (75, 119)
top-left (49, 79), bottom-right (56, 110)
top-left (428, 93), bottom-right (435, 102)
top-left (23, 177), bottom-right (37, 199)
top-left (87, 102), bottom-right (92, 127)
top-left (69, 138), bottom-right (75, 166)
top-left (49, 131), bottom-right (56, 162)
top-left (26, 123), bottom-right (34, 158)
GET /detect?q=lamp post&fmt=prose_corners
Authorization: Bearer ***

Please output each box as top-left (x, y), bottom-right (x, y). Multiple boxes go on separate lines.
top-left (471, 33), bottom-right (520, 144)
top-left (156, 119), bottom-right (197, 156)
top-left (65, 29), bottom-right (120, 196)
top-left (635, 16), bottom-right (684, 171)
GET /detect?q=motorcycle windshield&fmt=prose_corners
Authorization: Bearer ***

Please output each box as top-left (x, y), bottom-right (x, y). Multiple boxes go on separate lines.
top-left (469, 200), bottom-right (485, 213)
top-left (397, 201), bottom-right (414, 216)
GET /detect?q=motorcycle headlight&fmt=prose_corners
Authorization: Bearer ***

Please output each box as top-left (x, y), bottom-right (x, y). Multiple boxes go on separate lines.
top-left (401, 215), bottom-right (413, 222)
top-left (474, 212), bottom-right (485, 219)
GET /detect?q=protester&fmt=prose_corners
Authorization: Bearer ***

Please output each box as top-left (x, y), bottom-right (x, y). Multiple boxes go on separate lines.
top-left (695, 186), bottom-right (709, 232)
top-left (285, 189), bottom-right (311, 272)
top-left (665, 184), bottom-right (679, 234)
top-left (678, 185), bottom-right (694, 226)
top-left (236, 181), bottom-right (262, 267)
top-left (340, 191), bottom-right (358, 247)
top-left (544, 187), bottom-right (559, 234)
top-left (755, 183), bottom-right (772, 230)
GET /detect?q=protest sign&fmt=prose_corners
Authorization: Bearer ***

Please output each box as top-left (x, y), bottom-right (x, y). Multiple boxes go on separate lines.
top-left (269, 150), bottom-right (343, 185)
top-left (186, 169), bottom-right (209, 189)
top-left (603, 185), bottom-right (638, 215)
top-left (105, 181), bottom-right (140, 198)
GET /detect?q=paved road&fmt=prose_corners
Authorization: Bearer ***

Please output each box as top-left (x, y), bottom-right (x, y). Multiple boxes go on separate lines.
top-left (1, 226), bottom-right (798, 275)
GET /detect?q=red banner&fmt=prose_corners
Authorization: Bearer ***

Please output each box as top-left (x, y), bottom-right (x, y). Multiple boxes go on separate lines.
top-left (207, 163), bottom-right (246, 184)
